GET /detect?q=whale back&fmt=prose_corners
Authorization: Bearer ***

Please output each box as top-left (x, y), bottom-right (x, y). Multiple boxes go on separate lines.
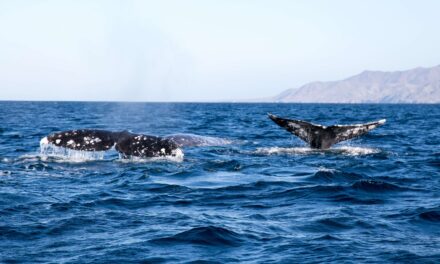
top-left (115, 132), bottom-right (178, 157)
top-left (44, 129), bottom-right (117, 151)
top-left (42, 129), bottom-right (178, 157)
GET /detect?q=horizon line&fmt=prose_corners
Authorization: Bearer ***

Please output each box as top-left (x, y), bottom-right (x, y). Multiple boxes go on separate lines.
top-left (0, 99), bottom-right (439, 105)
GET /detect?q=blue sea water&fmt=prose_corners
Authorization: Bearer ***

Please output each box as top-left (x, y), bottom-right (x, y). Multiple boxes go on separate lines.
top-left (1, 102), bottom-right (440, 263)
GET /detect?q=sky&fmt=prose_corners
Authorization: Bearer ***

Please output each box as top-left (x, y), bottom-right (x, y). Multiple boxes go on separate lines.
top-left (1, 0), bottom-right (440, 102)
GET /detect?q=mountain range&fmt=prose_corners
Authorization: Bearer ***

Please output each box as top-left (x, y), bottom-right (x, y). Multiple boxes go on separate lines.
top-left (271, 65), bottom-right (440, 103)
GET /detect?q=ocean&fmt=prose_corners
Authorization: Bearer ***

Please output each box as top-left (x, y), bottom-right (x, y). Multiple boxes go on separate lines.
top-left (1, 102), bottom-right (439, 263)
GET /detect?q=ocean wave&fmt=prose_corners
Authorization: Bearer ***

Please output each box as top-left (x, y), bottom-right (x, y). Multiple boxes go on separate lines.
top-left (351, 180), bottom-right (404, 192)
top-left (307, 168), bottom-right (365, 183)
top-left (418, 210), bottom-right (440, 222)
top-left (0, 225), bottom-right (31, 240)
top-left (45, 216), bottom-right (100, 236)
top-left (329, 194), bottom-right (385, 204)
top-left (312, 234), bottom-right (344, 241)
top-left (314, 217), bottom-right (353, 230)
top-left (386, 207), bottom-right (440, 225)
top-left (143, 183), bottom-right (193, 193)
top-left (427, 158), bottom-right (440, 168)
top-left (149, 226), bottom-right (245, 246)
top-left (214, 180), bottom-right (296, 192)
top-left (202, 159), bottom-right (242, 171)
top-left (262, 184), bottom-right (346, 202)
top-left (301, 216), bottom-right (364, 233)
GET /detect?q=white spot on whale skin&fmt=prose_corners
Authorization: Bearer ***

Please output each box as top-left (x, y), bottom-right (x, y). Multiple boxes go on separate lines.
top-left (67, 140), bottom-right (75, 146)
top-left (40, 137), bottom-right (49, 145)
top-left (378, 119), bottom-right (386, 125)
top-left (55, 139), bottom-right (61, 144)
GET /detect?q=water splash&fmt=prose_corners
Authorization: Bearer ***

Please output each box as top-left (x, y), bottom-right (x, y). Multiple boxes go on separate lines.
top-left (336, 146), bottom-right (381, 155)
top-left (165, 133), bottom-right (232, 147)
top-left (39, 140), bottom-right (106, 162)
top-left (254, 146), bottom-right (381, 156)
top-left (39, 140), bottom-right (184, 163)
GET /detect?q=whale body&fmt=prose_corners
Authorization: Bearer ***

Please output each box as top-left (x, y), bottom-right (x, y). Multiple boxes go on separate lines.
top-left (268, 114), bottom-right (386, 149)
top-left (41, 129), bottom-right (231, 158)
top-left (41, 130), bottom-right (179, 158)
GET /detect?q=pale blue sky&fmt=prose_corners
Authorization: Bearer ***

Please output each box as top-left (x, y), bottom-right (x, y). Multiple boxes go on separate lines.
top-left (1, 0), bottom-right (440, 101)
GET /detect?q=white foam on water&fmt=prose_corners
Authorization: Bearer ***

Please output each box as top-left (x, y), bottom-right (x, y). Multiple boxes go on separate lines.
top-left (38, 136), bottom-right (186, 163)
top-left (0, 170), bottom-right (12, 176)
top-left (316, 167), bottom-right (338, 173)
top-left (254, 146), bottom-right (381, 156)
top-left (335, 146), bottom-right (381, 156)
top-left (166, 133), bottom-right (232, 147)
top-left (39, 140), bottom-right (184, 163)
top-left (255, 147), bottom-right (316, 155)
top-left (197, 136), bottom-right (232, 146)
top-left (39, 140), bottom-right (105, 163)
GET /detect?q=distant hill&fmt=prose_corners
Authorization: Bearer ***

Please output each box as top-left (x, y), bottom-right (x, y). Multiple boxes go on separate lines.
top-left (272, 65), bottom-right (440, 103)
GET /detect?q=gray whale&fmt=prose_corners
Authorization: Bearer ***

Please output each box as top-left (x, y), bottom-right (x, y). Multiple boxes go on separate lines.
top-left (41, 130), bottom-right (228, 158)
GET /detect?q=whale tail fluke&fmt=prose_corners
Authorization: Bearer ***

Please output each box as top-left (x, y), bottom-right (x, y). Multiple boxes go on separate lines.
top-left (268, 113), bottom-right (386, 149)
top-left (268, 113), bottom-right (322, 146)
top-left (329, 119), bottom-right (386, 145)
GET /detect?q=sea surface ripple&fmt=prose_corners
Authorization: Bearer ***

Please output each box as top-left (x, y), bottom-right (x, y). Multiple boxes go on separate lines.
top-left (1, 102), bottom-right (440, 263)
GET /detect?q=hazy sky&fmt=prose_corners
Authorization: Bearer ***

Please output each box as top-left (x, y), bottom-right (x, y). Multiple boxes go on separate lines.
top-left (1, 0), bottom-right (440, 101)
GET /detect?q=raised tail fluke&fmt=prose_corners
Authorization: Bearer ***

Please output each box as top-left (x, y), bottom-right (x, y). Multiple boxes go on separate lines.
top-left (268, 113), bottom-right (324, 146)
top-left (329, 119), bottom-right (386, 145)
top-left (268, 113), bottom-right (386, 149)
